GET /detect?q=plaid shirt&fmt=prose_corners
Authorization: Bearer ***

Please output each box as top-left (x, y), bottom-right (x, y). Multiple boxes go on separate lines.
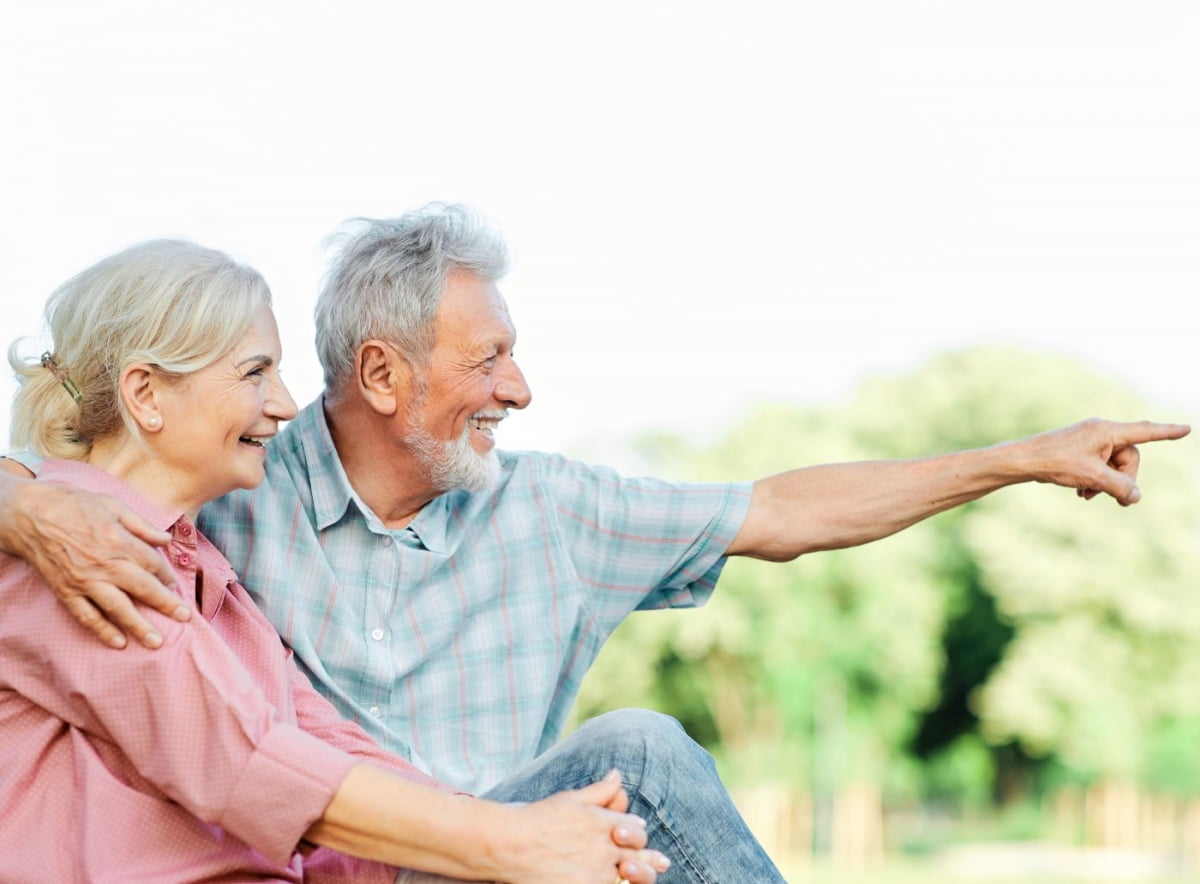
top-left (198, 398), bottom-right (751, 794)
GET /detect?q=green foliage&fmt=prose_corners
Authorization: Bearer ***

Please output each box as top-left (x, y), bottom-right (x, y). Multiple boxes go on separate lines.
top-left (920, 734), bottom-right (997, 806)
top-left (571, 345), bottom-right (1200, 808)
top-left (1143, 717), bottom-right (1200, 796)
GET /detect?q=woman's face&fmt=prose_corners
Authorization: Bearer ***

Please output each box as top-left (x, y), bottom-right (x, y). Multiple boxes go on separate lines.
top-left (154, 302), bottom-right (297, 508)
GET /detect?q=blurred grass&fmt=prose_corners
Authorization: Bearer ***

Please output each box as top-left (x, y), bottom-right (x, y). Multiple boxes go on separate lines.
top-left (778, 858), bottom-right (1200, 884)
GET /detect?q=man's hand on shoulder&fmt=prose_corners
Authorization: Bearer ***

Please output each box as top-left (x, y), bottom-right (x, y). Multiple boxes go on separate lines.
top-left (0, 462), bottom-right (186, 648)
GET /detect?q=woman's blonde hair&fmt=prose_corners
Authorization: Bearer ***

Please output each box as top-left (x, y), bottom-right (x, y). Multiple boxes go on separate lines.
top-left (8, 239), bottom-right (272, 459)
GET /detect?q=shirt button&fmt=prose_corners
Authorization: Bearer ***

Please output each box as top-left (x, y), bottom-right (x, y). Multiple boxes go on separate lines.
top-left (177, 553), bottom-right (192, 566)
top-left (178, 524), bottom-right (192, 537)
top-left (371, 628), bottom-right (385, 641)
top-left (380, 536), bottom-right (392, 547)
top-left (368, 706), bottom-right (381, 718)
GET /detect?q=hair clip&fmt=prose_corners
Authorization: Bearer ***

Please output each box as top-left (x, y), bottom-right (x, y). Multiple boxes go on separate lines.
top-left (41, 352), bottom-right (84, 404)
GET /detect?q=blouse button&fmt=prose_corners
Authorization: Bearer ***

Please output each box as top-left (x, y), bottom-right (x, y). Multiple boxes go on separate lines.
top-left (178, 524), bottom-right (193, 537)
top-left (177, 553), bottom-right (192, 567)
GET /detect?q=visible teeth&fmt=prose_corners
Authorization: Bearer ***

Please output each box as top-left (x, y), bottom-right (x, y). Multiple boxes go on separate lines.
top-left (469, 412), bottom-right (506, 436)
top-left (240, 436), bottom-right (267, 447)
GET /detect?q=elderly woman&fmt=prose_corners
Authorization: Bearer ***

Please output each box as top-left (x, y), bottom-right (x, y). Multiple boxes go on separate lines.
top-left (0, 240), bottom-right (668, 883)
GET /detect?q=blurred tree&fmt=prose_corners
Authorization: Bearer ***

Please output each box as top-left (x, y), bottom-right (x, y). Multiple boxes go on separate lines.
top-left (570, 345), bottom-right (1199, 852)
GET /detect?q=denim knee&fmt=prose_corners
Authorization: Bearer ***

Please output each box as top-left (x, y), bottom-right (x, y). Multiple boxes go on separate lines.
top-left (578, 707), bottom-right (681, 746)
top-left (577, 707), bottom-right (684, 742)
top-left (575, 708), bottom-right (713, 779)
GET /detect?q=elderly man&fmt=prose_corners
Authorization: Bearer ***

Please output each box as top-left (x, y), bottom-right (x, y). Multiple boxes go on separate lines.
top-left (0, 204), bottom-right (1190, 864)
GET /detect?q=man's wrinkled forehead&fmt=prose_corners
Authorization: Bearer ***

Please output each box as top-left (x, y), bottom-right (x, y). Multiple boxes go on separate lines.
top-left (435, 270), bottom-right (516, 340)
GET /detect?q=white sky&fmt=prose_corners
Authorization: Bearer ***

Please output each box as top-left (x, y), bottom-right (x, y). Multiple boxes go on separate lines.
top-left (3, 1), bottom-right (1197, 471)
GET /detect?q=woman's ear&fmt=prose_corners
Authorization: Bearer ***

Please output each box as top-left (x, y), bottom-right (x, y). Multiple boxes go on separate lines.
top-left (355, 340), bottom-right (408, 417)
top-left (120, 363), bottom-right (164, 432)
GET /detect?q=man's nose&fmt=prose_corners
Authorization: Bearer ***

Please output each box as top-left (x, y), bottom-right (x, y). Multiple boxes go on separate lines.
top-left (495, 358), bottom-right (532, 410)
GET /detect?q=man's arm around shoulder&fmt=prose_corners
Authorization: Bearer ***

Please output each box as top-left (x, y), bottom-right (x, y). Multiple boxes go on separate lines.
top-left (0, 456), bottom-right (187, 648)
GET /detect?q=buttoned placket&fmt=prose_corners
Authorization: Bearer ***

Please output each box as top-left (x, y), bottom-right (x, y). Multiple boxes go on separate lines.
top-left (171, 518), bottom-right (201, 614)
top-left (356, 524), bottom-right (409, 730)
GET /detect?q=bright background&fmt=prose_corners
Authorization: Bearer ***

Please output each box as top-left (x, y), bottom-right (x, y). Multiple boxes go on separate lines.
top-left (2, 0), bottom-right (1197, 463)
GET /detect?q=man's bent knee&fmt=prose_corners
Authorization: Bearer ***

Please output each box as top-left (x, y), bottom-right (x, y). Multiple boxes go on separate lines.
top-left (576, 708), bottom-right (687, 744)
top-left (574, 708), bottom-right (712, 771)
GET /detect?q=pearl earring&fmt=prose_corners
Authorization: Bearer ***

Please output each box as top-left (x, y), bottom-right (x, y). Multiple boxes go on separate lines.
top-left (147, 416), bottom-right (161, 428)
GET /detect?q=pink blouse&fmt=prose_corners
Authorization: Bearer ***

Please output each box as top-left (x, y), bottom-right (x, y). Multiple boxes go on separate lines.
top-left (0, 459), bottom-right (453, 882)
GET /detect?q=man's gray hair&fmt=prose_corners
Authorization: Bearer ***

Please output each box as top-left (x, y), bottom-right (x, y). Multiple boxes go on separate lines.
top-left (315, 202), bottom-right (510, 393)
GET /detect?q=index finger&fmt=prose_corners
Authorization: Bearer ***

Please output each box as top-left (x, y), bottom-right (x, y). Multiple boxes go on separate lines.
top-left (114, 513), bottom-right (178, 592)
top-left (99, 557), bottom-right (193, 647)
top-left (1114, 421), bottom-right (1191, 445)
top-left (101, 504), bottom-right (190, 644)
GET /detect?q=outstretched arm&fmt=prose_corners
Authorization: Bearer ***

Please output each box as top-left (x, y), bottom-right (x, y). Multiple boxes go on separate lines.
top-left (0, 459), bottom-right (185, 647)
top-left (727, 418), bottom-right (1191, 562)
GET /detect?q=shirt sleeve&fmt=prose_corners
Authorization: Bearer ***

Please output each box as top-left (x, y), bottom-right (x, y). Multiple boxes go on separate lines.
top-left (0, 558), bottom-right (356, 867)
top-left (534, 453), bottom-right (753, 614)
top-left (2, 450), bottom-right (44, 473)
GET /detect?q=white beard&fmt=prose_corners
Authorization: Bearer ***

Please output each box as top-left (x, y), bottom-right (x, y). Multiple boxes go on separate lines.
top-left (406, 417), bottom-right (500, 493)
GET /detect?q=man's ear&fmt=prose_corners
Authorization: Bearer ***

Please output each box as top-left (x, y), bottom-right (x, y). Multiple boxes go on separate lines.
top-left (120, 364), bottom-right (164, 433)
top-left (356, 341), bottom-right (408, 417)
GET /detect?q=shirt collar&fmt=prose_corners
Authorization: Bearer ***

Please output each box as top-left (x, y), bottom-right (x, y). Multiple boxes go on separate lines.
top-left (292, 397), bottom-right (357, 532)
top-left (406, 492), bottom-right (450, 554)
top-left (39, 458), bottom-right (186, 534)
top-left (38, 458), bottom-right (240, 589)
top-left (294, 397), bottom-right (452, 553)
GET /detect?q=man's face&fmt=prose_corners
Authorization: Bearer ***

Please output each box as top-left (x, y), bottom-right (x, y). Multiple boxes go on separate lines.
top-left (403, 268), bottom-right (531, 492)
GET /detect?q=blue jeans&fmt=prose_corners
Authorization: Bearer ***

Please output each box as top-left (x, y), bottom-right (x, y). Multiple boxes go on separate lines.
top-left (482, 708), bottom-right (786, 883)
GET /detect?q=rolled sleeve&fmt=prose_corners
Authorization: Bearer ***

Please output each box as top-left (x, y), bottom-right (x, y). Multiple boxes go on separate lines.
top-left (219, 723), bottom-right (358, 864)
top-left (1, 450), bottom-right (42, 473)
